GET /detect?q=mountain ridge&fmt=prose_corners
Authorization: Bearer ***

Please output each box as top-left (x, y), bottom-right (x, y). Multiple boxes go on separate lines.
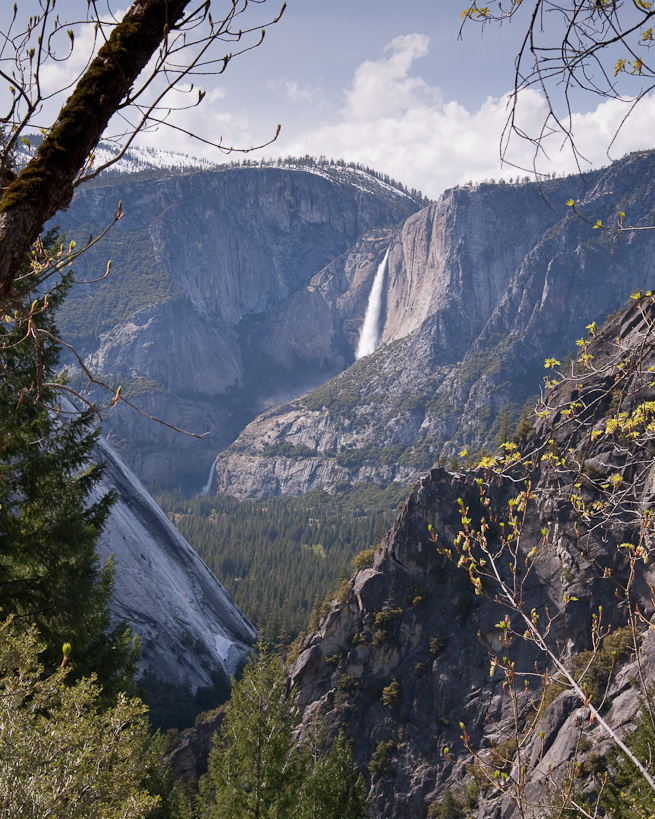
top-left (54, 151), bottom-right (655, 497)
top-left (210, 151), bottom-right (655, 499)
top-left (54, 163), bottom-right (419, 491)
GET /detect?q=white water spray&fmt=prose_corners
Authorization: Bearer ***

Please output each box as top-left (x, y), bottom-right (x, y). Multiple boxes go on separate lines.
top-left (356, 248), bottom-right (389, 359)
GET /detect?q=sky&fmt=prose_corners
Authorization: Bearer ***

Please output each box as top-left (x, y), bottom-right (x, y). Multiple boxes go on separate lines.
top-left (5, 0), bottom-right (655, 199)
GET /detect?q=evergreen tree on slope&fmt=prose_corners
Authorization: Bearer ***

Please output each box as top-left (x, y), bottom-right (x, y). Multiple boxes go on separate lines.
top-left (200, 642), bottom-right (367, 818)
top-left (201, 642), bottom-right (297, 819)
top-left (0, 242), bottom-right (135, 694)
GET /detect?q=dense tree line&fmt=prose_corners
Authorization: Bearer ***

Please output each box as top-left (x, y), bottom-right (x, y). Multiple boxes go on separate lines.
top-left (155, 484), bottom-right (407, 642)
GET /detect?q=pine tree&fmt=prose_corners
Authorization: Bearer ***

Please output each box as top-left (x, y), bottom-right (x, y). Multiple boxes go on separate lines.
top-left (599, 687), bottom-right (655, 819)
top-left (201, 642), bottom-right (299, 818)
top-left (200, 643), bottom-right (368, 819)
top-left (296, 727), bottom-right (368, 819)
top-left (0, 243), bottom-right (135, 694)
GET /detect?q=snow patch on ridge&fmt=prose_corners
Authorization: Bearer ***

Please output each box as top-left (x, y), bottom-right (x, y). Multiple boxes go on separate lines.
top-left (93, 142), bottom-right (218, 174)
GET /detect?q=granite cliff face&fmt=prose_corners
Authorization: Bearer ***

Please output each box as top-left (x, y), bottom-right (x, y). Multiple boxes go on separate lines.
top-left (55, 164), bottom-right (419, 490)
top-left (56, 152), bottom-right (655, 498)
top-left (90, 428), bottom-right (256, 691)
top-left (286, 296), bottom-right (655, 817)
top-left (213, 151), bottom-right (655, 499)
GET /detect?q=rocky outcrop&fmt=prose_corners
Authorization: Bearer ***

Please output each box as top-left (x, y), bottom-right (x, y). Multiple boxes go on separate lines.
top-left (166, 710), bottom-right (225, 782)
top-left (213, 151), bottom-right (655, 499)
top-left (54, 164), bottom-right (418, 490)
top-left (286, 296), bottom-right (655, 817)
top-left (91, 429), bottom-right (256, 691)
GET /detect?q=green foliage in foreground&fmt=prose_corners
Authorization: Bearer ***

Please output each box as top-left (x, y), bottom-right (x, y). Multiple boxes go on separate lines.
top-left (154, 483), bottom-right (408, 642)
top-left (0, 617), bottom-right (160, 819)
top-left (0, 253), bottom-right (136, 694)
top-left (199, 643), bottom-right (367, 818)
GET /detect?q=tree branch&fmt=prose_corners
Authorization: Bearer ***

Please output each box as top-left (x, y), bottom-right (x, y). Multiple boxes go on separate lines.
top-left (0, 0), bottom-right (194, 303)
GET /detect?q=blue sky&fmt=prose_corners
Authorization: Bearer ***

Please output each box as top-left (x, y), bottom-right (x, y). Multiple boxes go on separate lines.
top-left (232, 0), bottom-right (522, 120)
top-left (208, 0), bottom-right (655, 197)
top-left (5, 1), bottom-right (655, 198)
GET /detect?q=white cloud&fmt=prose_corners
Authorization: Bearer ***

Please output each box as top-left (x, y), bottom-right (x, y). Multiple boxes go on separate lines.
top-left (345, 33), bottom-right (438, 121)
top-left (274, 34), bottom-right (655, 199)
top-left (28, 15), bottom-right (655, 197)
top-left (565, 95), bottom-right (655, 165)
top-left (268, 79), bottom-right (324, 106)
top-left (129, 86), bottom-right (253, 158)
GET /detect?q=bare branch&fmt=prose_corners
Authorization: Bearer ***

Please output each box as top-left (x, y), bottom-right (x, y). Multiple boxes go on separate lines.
top-left (462, 1), bottom-right (655, 170)
top-left (0, 0), bottom-right (284, 304)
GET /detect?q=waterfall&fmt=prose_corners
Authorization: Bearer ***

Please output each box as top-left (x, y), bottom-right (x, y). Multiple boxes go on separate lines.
top-left (202, 458), bottom-right (216, 495)
top-left (356, 248), bottom-right (389, 359)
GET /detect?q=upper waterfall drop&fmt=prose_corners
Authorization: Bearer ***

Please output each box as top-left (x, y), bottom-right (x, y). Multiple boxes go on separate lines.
top-left (356, 248), bottom-right (389, 360)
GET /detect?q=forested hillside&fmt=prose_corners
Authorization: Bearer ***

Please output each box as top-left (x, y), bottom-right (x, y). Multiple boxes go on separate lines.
top-left (155, 483), bottom-right (408, 641)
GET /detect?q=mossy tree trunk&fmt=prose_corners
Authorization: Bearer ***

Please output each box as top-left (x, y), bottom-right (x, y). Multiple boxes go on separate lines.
top-left (0, 0), bottom-right (192, 302)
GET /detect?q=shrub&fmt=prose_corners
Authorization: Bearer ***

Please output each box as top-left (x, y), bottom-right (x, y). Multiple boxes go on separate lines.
top-left (336, 579), bottom-right (353, 606)
top-left (368, 740), bottom-right (396, 777)
top-left (325, 652), bottom-right (343, 667)
top-left (352, 549), bottom-right (375, 571)
top-left (261, 441), bottom-right (317, 459)
top-left (427, 789), bottom-right (463, 819)
top-left (429, 636), bottom-right (447, 657)
top-left (571, 625), bottom-right (633, 705)
top-left (372, 607), bottom-right (403, 646)
top-left (381, 678), bottom-right (401, 708)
